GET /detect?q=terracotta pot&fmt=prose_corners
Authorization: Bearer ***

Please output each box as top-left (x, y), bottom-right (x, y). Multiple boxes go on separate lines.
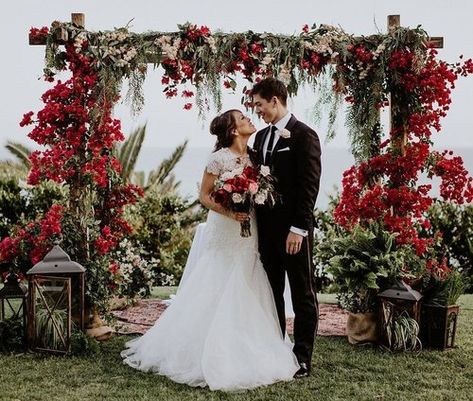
top-left (346, 312), bottom-right (378, 344)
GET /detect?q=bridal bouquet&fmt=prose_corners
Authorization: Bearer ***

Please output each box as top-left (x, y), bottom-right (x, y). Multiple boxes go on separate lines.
top-left (211, 165), bottom-right (278, 237)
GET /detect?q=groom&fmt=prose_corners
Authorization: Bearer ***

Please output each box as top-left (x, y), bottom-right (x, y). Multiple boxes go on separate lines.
top-left (252, 77), bottom-right (321, 378)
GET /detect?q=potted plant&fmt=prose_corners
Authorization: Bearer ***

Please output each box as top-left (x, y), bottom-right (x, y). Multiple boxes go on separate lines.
top-left (326, 222), bottom-right (424, 344)
top-left (420, 267), bottom-right (464, 350)
top-left (383, 311), bottom-right (422, 352)
top-left (378, 281), bottom-right (423, 352)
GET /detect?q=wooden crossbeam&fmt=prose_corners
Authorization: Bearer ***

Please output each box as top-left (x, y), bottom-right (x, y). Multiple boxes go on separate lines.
top-left (426, 36), bottom-right (444, 48)
top-left (29, 13), bottom-right (444, 49)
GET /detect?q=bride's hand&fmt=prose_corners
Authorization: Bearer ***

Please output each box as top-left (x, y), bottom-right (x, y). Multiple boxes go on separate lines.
top-left (230, 212), bottom-right (250, 222)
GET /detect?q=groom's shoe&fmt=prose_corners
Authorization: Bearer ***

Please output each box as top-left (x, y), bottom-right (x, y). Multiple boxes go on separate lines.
top-left (294, 362), bottom-right (311, 379)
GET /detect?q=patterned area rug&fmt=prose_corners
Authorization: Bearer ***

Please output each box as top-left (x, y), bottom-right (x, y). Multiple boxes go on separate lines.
top-left (112, 299), bottom-right (348, 337)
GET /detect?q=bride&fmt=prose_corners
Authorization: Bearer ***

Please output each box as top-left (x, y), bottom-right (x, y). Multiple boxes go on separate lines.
top-left (121, 109), bottom-right (299, 391)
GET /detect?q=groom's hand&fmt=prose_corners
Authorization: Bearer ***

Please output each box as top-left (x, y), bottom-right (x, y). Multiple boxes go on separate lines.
top-left (286, 232), bottom-right (303, 255)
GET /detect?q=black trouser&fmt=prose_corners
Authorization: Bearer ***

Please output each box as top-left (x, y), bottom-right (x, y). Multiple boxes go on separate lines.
top-left (258, 224), bottom-right (319, 367)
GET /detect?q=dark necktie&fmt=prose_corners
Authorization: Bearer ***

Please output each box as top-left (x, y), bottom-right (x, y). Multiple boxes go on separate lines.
top-left (264, 126), bottom-right (277, 165)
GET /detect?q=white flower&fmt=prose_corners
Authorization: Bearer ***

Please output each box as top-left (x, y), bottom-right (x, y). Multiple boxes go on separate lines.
top-left (18, 179), bottom-right (31, 189)
top-left (255, 192), bottom-right (267, 205)
top-left (205, 36), bottom-right (217, 53)
top-left (277, 66), bottom-right (291, 85)
top-left (123, 48), bottom-right (137, 61)
top-left (155, 35), bottom-right (172, 46)
top-left (232, 193), bottom-right (243, 203)
top-left (260, 165), bottom-right (270, 177)
top-left (116, 59), bottom-right (129, 68)
top-left (116, 31), bottom-right (129, 42)
top-left (232, 166), bottom-right (244, 176)
top-left (262, 54), bottom-right (273, 66)
top-left (74, 32), bottom-right (88, 53)
top-left (220, 171), bottom-right (234, 181)
top-left (165, 39), bottom-right (181, 60)
top-left (279, 128), bottom-right (291, 139)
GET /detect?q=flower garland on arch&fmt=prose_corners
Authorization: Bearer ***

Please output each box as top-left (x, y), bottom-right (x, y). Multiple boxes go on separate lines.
top-left (34, 21), bottom-right (467, 159)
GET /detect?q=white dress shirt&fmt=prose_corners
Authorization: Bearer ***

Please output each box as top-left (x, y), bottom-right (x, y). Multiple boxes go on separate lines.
top-left (262, 112), bottom-right (308, 238)
top-left (262, 111), bottom-right (292, 161)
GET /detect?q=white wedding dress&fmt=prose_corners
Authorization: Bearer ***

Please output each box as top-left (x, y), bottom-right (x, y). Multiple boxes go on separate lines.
top-left (121, 148), bottom-right (299, 391)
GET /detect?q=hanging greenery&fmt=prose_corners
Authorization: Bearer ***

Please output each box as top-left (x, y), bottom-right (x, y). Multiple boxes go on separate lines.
top-left (35, 21), bottom-right (436, 160)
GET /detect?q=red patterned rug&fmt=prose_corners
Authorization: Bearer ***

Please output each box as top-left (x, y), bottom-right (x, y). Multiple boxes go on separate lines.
top-left (112, 299), bottom-right (348, 337)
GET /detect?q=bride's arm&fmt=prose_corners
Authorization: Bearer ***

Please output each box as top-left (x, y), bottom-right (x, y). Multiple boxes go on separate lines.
top-left (199, 171), bottom-right (249, 222)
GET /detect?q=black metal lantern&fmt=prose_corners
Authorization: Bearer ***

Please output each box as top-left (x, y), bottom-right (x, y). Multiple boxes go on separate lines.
top-left (0, 270), bottom-right (28, 349)
top-left (421, 304), bottom-right (459, 350)
top-left (378, 281), bottom-right (423, 350)
top-left (26, 246), bottom-right (85, 354)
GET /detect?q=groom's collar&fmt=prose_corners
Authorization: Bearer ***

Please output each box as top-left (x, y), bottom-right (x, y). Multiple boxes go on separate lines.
top-left (271, 111), bottom-right (292, 132)
top-left (284, 114), bottom-right (298, 132)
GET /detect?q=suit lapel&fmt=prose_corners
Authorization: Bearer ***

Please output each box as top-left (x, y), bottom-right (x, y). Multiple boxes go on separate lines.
top-left (258, 126), bottom-right (271, 165)
top-left (285, 114), bottom-right (298, 132)
top-left (269, 115), bottom-right (297, 164)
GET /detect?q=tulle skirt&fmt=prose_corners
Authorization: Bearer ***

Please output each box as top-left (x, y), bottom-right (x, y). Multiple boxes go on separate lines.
top-left (121, 211), bottom-right (299, 391)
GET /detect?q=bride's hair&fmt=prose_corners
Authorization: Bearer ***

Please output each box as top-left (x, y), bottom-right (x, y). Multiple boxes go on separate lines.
top-left (209, 109), bottom-right (239, 151)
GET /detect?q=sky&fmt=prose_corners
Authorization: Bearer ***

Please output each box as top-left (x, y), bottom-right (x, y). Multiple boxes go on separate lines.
top-left (1, 0), bottom-right (472, 156)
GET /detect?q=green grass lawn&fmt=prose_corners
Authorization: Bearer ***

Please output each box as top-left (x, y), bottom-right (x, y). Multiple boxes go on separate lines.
top-left (1, 294), bottom-right (472, 401)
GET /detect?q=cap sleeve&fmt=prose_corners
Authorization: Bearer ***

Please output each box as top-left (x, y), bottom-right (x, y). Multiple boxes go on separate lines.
top-left (206, 151), bottom-right (222, 176)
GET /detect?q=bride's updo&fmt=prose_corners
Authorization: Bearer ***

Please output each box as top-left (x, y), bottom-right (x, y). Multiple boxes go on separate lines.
top-left (209, 109), bottom-right (239, 151)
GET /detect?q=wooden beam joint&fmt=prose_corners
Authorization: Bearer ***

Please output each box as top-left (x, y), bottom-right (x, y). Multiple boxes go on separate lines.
top-left (71, 13), bottom-right (85, 28)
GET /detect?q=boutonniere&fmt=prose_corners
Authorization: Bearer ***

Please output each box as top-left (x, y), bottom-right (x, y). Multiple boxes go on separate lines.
top-left (279, 128), bottom-right (291, 139)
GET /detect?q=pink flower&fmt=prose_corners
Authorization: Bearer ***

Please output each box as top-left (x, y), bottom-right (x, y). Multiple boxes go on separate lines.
top-left (248, 182), bottom-right (259, 194)
top-left (223, 183), bottom-right (233, 192)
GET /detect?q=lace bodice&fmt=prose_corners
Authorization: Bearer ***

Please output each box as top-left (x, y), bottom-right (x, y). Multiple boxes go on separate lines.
top-left (206, 147), bottom-right (252, 177)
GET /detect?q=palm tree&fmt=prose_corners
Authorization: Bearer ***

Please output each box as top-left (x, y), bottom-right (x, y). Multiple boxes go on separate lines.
top-left (2, 141), bottom-right (31, 180)
top-left (5, 141), bottom-right (31, 170)
top-left (117, 124), bottom-right (147, 183)
top-left (114, 124), bottom-right (188, 194)
top-left (139, 140), bottom-right (188, 193)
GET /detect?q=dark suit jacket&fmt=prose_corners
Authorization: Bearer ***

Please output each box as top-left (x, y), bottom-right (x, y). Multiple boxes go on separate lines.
top-left (253, 114), bottom-right (321, 233)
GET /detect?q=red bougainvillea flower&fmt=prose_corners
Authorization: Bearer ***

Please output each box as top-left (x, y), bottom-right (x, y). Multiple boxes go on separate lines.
top-left (334, 49), bottom-right (473, 262)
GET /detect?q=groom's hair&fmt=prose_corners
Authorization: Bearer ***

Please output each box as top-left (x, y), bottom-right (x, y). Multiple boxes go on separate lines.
top-left (251, 77), bottom-right (288, 106)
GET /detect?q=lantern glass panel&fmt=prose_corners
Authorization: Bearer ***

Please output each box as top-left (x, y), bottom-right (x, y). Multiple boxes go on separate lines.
top-left (32, 275), bottom-right (71, 353)
top-left (1, 297), bottom-right (24, 320)
top-left (0, 273), bottom-right (28, 350)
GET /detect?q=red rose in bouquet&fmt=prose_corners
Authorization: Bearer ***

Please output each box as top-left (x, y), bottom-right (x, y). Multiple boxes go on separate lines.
top-left (211, 165), bottom-right (277, 237)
